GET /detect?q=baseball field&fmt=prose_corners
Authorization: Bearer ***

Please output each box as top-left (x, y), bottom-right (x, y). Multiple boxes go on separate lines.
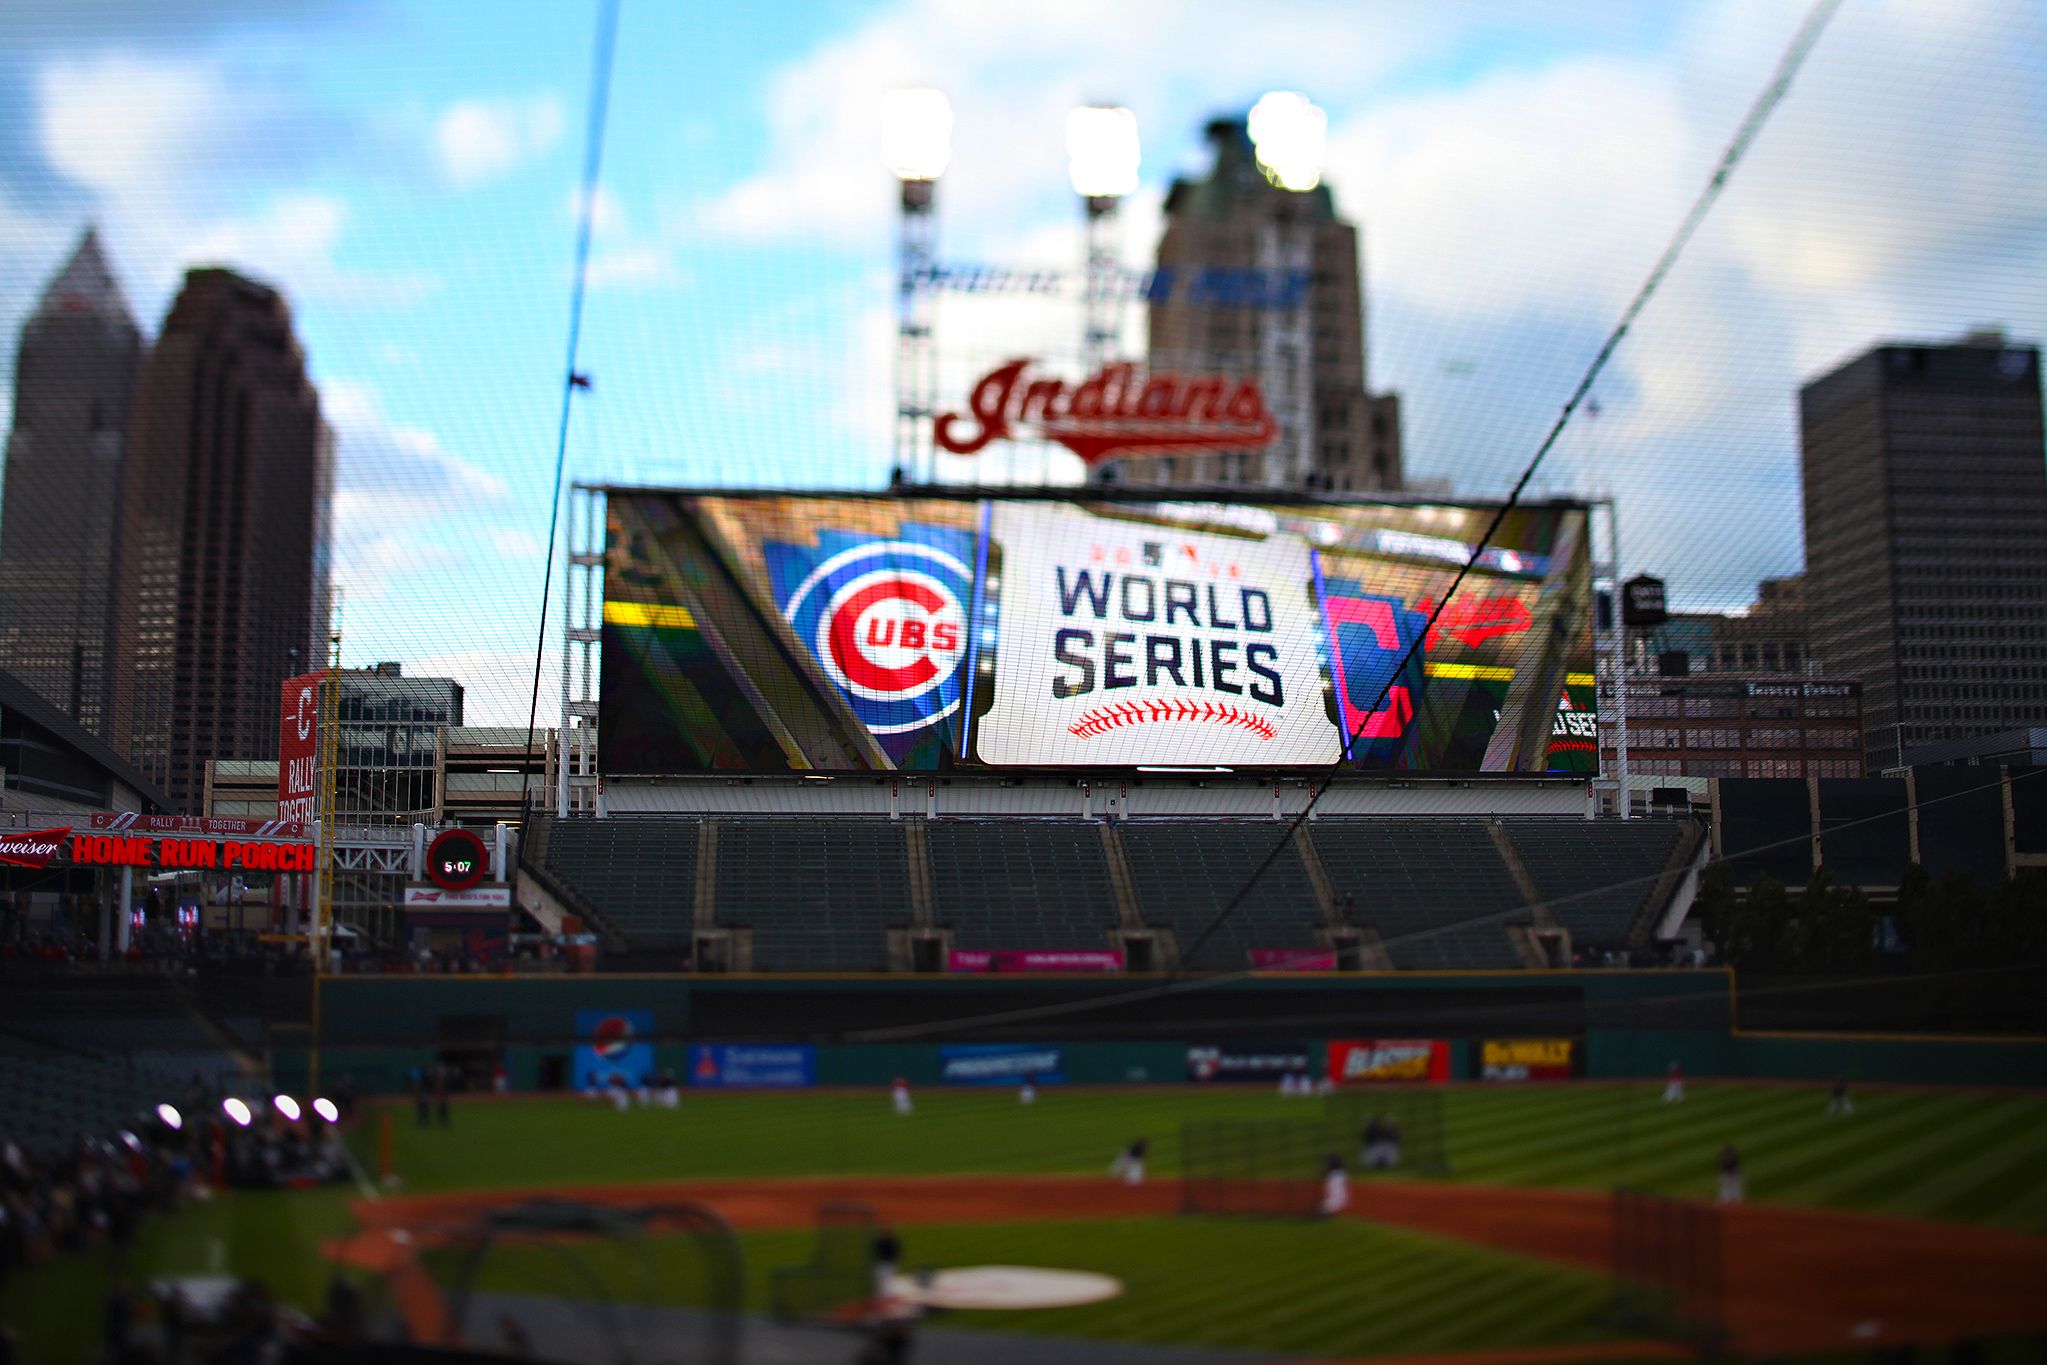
top-left (6, 1079), bottom-right (2047, 1360)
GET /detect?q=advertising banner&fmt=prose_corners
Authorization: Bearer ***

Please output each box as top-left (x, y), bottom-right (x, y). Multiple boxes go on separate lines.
top-left (277, 672), bottom-right (323, 826)
top-left (402, 884), bottom-right (512, 907)
top-left (1186, 1042), bottom-right (1311, 1082)
top-left (1328, 1039), bottom-right (1451, 1085)
top-left (0, 827), bottom-right (68, 870)
top-left (1248, 948), bottom-right (1336, 971)
top-left (599, 492), bottom-right (1595, 775)
top-left (573, 1010), bottom-right (653, 1091)
top-left (939, 1044), bottom-right (1064, 1085)
top-left (93, 813), bottom-right (305, 837)
top-left (687, 1044), bottom-right (815, 1089)
top-left (1479, 1038), bottom-right (1578, 1082)
top-left (947, 949), bottom-right (1123, 973)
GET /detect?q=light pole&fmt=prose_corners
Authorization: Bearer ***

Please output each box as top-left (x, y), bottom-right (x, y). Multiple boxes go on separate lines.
top-left (881, 87), bottom-right (952, 487)
top-left (1067, 105), bottom-right (1140, 375)
top-left (1247, 92), bottom-right (1326, 487)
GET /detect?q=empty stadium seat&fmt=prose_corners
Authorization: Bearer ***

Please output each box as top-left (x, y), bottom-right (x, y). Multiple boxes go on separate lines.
top-left (542, 816), bottom-right (701, 947)
top-left (1310, 820), bottom-right (1524, 969)
top-left (927, 822), bottom-right (1120, 951)
top-left (1504, 819), bottom-right (1691, 950)
top-left (1119, 823), bottom-right (1323, 970)
top-left (714, 820), bottom-right (910, 972)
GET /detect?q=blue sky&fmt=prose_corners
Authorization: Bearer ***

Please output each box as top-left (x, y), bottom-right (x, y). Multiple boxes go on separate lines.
top-left (2, 0), bottom-right (2043, 722)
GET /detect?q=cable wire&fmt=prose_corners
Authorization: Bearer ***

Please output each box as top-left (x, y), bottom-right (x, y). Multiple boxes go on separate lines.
top-left (519, 0), bottom-right (624, 835)
top-left (1171, 0), bottom-right (1848, 974)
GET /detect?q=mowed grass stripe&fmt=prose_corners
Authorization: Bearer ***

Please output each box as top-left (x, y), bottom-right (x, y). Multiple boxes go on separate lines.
top-left (1753, 1092), bottom-right (2009, 1208)
top-left (1794, 1095), bottom-right (2031, 1209)
top-left (1608, 1087), bottom-right (1901, 1196)
top-left (1877, 1117), bottom-right (2047, 1220)
top-left (1450, 1084), bottom-right (1792, 1184)
top-left (1486, 1085), bottom-right (1799, 1189)
top-left (1939, 1140), bottom-right (2047, 1230)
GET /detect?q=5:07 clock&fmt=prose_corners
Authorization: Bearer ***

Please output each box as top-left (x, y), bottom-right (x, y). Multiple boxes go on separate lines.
top-left (425, 827), bottom-right (489, 891)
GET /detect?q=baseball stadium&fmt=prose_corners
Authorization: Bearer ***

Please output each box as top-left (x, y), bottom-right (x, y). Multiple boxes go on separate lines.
top-left (3, 485), bottom-right (2045, 1364)
top-left (5, 1), bottom-right (2047, 1361)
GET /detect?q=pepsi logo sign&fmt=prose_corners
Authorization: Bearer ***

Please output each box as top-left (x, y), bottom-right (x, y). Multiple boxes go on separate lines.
top-left (781, 540), bottom-right (973, 736)
top-left (591, 1014), bottom-right (635, 1060)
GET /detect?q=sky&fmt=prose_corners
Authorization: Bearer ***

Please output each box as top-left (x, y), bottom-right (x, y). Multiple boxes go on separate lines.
top-left (1, 0), bottom-right (2043, 725)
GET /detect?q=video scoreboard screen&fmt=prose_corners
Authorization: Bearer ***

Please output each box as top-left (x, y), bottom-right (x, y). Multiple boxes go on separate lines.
top-left (598, 491), bottom-right (1596, 775)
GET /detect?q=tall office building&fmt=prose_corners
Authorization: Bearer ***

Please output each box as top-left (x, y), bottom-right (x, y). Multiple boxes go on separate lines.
top-left (1141, 116), bottom-right (1402, 491)
top-left (112, 268), bottom-right (332, 810)
top-left (0, 228), bottom-right (144, 738)
top-left (1799, 332), bottom-right (2047, 771)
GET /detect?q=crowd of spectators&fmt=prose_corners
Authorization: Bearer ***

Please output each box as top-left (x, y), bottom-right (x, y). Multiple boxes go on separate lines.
top-left (0, 1072), bottom-right (365, 1362)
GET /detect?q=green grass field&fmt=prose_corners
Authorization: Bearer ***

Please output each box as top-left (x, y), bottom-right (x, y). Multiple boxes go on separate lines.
top-left (5, 1080), bottom-right (2045, 1359)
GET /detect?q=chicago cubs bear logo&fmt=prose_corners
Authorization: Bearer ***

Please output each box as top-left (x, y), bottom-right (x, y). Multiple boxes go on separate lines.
top-left (769, 530), bottom-right (976, 742)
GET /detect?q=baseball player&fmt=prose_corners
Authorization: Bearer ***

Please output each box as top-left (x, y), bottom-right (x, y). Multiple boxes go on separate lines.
top-left (1319, 1154), bottom-right (1351, 1216)
top-left (871, 1226), bottom-right (903, 1300)
top-left (1716, 1143), bottom-right (1743, 1204)
top-left (1826, 1074), bottom-right (1853, 1116)
top-left (1110, 1138), bottom-right (1148, 1186)
top-left (656, 1068), bottom-right (680, 1109)
top-left (891, 1075), bottom-right (913, 1117)
top-left (1019, 1072), bottom-right (1036, 1106)
top-left (1662, 1062), bottom-right (1685, 1104)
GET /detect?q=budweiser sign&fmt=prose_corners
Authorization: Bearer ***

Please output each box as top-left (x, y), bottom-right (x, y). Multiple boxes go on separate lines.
top-left (0, 827), bottom-right (68, 870)
top-left (934, 359), bottom-right (1277, 466)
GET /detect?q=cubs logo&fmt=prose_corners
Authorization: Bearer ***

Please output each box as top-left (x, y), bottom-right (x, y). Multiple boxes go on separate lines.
top-left (767, 528), bottom-right (977, 743)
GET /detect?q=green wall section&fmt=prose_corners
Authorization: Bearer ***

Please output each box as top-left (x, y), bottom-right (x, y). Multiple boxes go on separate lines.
top-left (287, 971), bottom-right (2044, 1093)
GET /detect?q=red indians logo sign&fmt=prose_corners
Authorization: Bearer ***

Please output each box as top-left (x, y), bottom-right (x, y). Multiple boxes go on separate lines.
top-left (0, 827), bottom-right (67, 870)
top-left (935, 359), bottom-right (1277, 466)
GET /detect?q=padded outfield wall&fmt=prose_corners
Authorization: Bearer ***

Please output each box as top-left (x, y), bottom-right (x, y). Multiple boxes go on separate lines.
top-left (274, 970), bottom-right (2047, 1094)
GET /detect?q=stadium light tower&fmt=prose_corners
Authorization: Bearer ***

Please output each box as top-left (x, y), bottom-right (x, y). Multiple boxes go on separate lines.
top-left (882, 87), bottom-right (952, 486)
top-left (1247, 92), bottom-right (1325, 485)
top-left (1247, 91), bottom-right (1326, 192)
top-left (1067, 105), bottom-right (1140, 375)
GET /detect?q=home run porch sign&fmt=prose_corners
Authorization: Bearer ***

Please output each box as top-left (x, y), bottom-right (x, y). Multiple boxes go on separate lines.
top-left (973, 501), bottom-right (1335, 766)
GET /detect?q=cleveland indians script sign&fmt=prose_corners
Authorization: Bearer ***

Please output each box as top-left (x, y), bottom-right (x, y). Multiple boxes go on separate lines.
top-left (934, 359), bottom-right (1278, 465)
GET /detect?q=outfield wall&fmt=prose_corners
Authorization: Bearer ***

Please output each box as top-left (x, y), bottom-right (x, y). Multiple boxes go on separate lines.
top-left (266, 970), bottom-right (2047, 1094)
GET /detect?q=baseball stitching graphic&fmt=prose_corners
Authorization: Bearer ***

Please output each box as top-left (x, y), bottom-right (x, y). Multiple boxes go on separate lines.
top-left (1067, 699), bottom-right (1277, 741)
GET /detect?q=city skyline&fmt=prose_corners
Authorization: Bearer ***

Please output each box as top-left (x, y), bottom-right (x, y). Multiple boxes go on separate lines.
top-left (1, 0), bottom-right (2043, 726)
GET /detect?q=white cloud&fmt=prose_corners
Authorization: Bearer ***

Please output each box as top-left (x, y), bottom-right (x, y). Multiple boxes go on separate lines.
top-left (38, 54), bottom-right (224, 198)
top-left (434, 94), bottom-right (564, 188)
top-left (180, 193), bottom-right (435, 307)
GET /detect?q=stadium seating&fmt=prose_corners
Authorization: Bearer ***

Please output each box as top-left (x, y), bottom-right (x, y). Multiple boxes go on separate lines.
top-left (542, 816), bottom-right (701, 947)
top-left (714, 820), bottom-right (910, 972)
top-left (0, 981), bottom-right (242, 1155)
top-left (1310, 820), bottom-right (1525, 969)
top-left (1505, 818), bottom-right (1694, 950)
top-left (1118, 823), bottom-right (1323, 969)
top-left (927, 822), bottom-right (1121, 950)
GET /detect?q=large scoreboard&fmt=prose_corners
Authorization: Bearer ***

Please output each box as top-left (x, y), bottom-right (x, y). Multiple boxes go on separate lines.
top-left (598, 490), bottom-right (1596, 775)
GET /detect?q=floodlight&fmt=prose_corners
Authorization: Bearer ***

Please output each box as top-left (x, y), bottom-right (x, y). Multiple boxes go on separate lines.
top-left (880, 87), bottom-right (953, 181)
top-left (274, 1095), bottom-right (302, 1122)
top-left (1247, 91), bottom-right (1327, 192)
top-left (312, 1097), bottom-right (340, 1123)
top-left (156, 1103), bottom-right (182, 1130)
top-left (222, 1097), bottom-right (252, 1127)
top-left (118, 1130), bottom-right (141, 1151)
top-left (1067, 105), bottom-right (1140, 199)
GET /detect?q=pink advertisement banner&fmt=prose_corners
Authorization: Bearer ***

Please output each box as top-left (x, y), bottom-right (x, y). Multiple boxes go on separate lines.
top-left (948, 949), bottom-right (1125, 973)
top-left (1248, 948), bottom-right (1337, 971)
